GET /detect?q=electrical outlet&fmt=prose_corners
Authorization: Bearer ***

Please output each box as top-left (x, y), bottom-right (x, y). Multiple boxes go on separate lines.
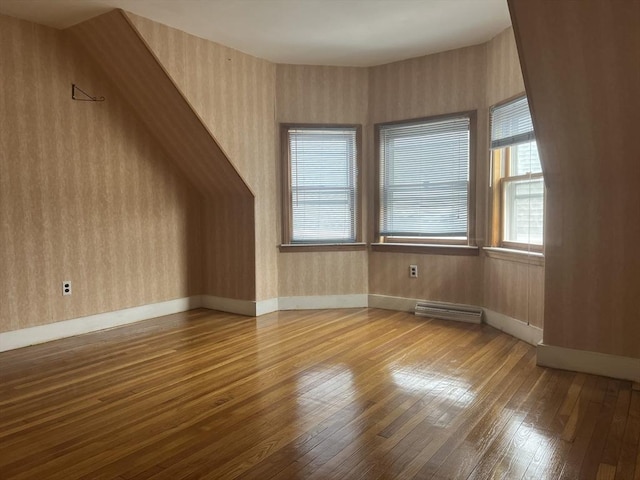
top-left (62, 281), bottom-right (72, 296)
top-left (409, 265), bottom-right (418, 278)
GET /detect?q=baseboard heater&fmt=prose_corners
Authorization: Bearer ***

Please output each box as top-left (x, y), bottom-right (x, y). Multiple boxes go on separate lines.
top-left (415, 301), bottom-right (483, 324)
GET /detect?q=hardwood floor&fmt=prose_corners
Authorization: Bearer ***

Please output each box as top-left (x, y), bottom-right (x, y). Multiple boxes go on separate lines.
top-left (0, 308), bottom-right (638, 479)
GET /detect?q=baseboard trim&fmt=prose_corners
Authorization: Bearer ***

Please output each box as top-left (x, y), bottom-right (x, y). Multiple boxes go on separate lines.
top-left (0, 296), bottom-right (202, 352)
top-left (5, 293), bottom-right (637, 382)
top-left (278, 294), bottom-right (368, 310)
top-left (368, 294), bottom-right (417, 312)
top-left (483, 309), bottom-right (543, 346)
top-left (201, 295), bottom-right (257, 316)
top-left (537, 343), bottom-right (640, 383)
top-left (200, 296), bottom-right (279, 317)
top-left (256, 298), bottom-right (279, 316)
top-left (368, 294), bottom-right (482, 324)
top-left (368, 295), bottom-right (541, 345)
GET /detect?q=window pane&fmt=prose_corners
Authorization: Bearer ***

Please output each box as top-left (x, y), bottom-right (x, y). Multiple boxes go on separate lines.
top-left (289, 128), bottom-right (357, 243)
top-left (490, 96), bottom-right (535, 148)
top-left (510, 141), bottom-right (542, 176)
top-left (379, 116), bottom-right (470, 239)
top-left (503, 177), bottom-right (544, 245)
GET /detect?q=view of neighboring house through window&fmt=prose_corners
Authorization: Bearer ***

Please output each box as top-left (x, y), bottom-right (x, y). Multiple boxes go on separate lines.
top-left (490, 95), bottom-right (544, 249)
top-left (377, 113), bottom-right (475, 244)
top-left (282, 126), bottom-right (360, 244)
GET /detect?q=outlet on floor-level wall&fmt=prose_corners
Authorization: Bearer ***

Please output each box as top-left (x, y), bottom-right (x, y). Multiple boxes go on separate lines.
top-left (62, 281), bottom-right (72, 296)
top-left (409, 265), bottom-right (418, 278)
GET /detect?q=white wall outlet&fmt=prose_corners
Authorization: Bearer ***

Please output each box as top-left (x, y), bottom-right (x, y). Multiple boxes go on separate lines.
top-left (62, 281), bottom-right (72, 296)
top-left (409, 265), bottom-right (418, 278)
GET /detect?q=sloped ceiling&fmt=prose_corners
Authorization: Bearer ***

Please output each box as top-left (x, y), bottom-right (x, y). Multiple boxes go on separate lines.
top-left (68, 9), bottom-right (253, 200)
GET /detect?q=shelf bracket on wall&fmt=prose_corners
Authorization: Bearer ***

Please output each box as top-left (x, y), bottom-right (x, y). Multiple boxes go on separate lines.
top-left (71, 84), bottom-right (105, 102)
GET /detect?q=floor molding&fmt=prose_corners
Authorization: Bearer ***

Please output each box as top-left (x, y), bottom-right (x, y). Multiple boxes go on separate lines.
top-left (369, 294), bottom-right (542, 345)
top-left (0, 296), bottom-right (201, 352)
top-left (368, 294), bottom-right (417, 312)
top-left (279, 294), bottom-right (368, 310)
top-left (256, 297), bottom-right (280, 316)
top-left (537, 343), bottom-right (640, 383)
top-left (4, 293), bottom-right (637, 383)
top-left (483, 309), bottom-right (543, 346)
top-left (201, 295), bottom-right (257, 316)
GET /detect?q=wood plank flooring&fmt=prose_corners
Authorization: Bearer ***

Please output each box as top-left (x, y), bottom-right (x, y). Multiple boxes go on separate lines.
top-left (0, 308), bottom-right (638, 479)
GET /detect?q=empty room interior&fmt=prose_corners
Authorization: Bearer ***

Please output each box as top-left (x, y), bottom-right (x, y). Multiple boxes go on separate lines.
top-left (0, 0), bottom-right (639, 479)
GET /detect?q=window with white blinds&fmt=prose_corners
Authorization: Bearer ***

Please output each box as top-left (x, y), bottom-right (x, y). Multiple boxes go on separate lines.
top-left (285, 126), bottom-right (359, 244)
top-left (490, 95), bottom-right (535, 149)
top-left (378, 114), bottom-right (472, 241)
top-left (490, 96), bottom-right (544, 248)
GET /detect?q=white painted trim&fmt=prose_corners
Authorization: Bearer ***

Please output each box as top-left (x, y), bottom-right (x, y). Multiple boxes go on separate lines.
top-left (369, 295), bottom-right (483, 324)
top-left (201, 295), bottom-right (257, 316)
top-left (278, 294), bottom-right (368, 310)
top-left (256, 298), bottom-right (279, 316)
top-left (483, 308), bottom-right (543, 346)
top-left (537, 343), bottom-right (640, 383)
top-left (0, 296), bottom-right (202, 352)
top-left (368, 294), bottom-right (416, 312)
top-left (368, 295), bottom-right (542, 345)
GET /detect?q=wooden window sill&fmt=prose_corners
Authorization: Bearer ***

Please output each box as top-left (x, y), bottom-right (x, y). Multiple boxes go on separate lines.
top-left (483, 247), bottom-right (545, 266)
top-left (371, 243), bottom-right (479, 256)
top-left (279, 243), bottom-right (367, 253)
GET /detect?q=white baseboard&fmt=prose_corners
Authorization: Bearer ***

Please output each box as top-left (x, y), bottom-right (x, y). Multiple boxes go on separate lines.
top-left (368, 294), bottom-right (417, 312)
top-left (278, 294), bottom-right (368, 310)
top-left (537, 343), bottom-right (640, 383)
top-left (369, 294), bottom-right (482, 322)
top-left (0, 296), bottom-right (202, 352)
top-left (201, 295), bottom-right (257, 316)
top-left (256, 297), bottom-right (279, 316)
top-left (200, 295), bottom-right (279, 317)
top-left (5, 294), bottom-right (636, 383)
top-left (368, 295), bottom-right (541, 345)
top-left (483, 309), bottom-right (543, 346)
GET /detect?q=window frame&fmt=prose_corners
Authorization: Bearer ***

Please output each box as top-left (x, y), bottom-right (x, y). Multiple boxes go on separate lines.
top-left (489, 94), bottom-right (544, 253)
top-left (374, 111), bottom-right (477, 248)
top-left (280, 123), bottom-right (364, 252)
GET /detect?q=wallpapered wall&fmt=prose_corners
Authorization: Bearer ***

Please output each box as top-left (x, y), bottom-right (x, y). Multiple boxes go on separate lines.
top-left (1, 10), bottom-right (544, 335)
top-left (128, 13), bottom-right (279, 301)
top-left (367, 45), bottom-right (488, 308)
top-left (483, 28), bottom-right (544, 328)
top-left (0, 15), bottom-right (202, 333)
top-left (275, 65), bottom-right (370, 296)
top-left (510, 0), bottom-right (640, 357)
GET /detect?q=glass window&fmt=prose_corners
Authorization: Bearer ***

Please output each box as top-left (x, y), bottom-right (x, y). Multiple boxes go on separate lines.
top-left (490, 96), bottom-right (544, 249)
top-left (282, 126), bottom-right (360, 244)
top-left (377, 113), bottom-right (474, 244)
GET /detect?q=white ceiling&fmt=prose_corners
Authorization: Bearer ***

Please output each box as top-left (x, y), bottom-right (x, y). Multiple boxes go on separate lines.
top-left (0, 0), bottom-right (511, 67)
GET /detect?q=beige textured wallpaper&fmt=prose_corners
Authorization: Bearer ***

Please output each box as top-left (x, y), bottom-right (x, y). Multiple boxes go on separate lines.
top-left (486, 27), bottom-right (525, 106)
top-left (369, 253), bottom-right (483, 306)
top-left (276, 65), bottom-right (370, 296)
top-left (483, 27), bottom-right (544, 328)
top-left (367, 45), bottom-right (488, 305)
top-left (484, 259), bottom-right (544, 328)
top-left (279, 252), bottom-right (368, 297)
top-left (0, 15), bottom-right (202, 333)
top-left (128, 13), bottom-right (279, 301)
top-left (1, 12), bottom-right (546, 337)
top-left (69, 10), bottom-right (253, 200)
top-left (511, 0), bottom-right (640, 357)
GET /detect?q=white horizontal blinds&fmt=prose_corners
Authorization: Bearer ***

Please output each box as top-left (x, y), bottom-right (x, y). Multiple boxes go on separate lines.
top-left (289, 128), bottom-right (357, 243)
top-left (492, 96), bottom-right (544, 246)
top-left (490, 96), bottom-right (535, 149)
top-left (380, 116), bottom-right (470, 238)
